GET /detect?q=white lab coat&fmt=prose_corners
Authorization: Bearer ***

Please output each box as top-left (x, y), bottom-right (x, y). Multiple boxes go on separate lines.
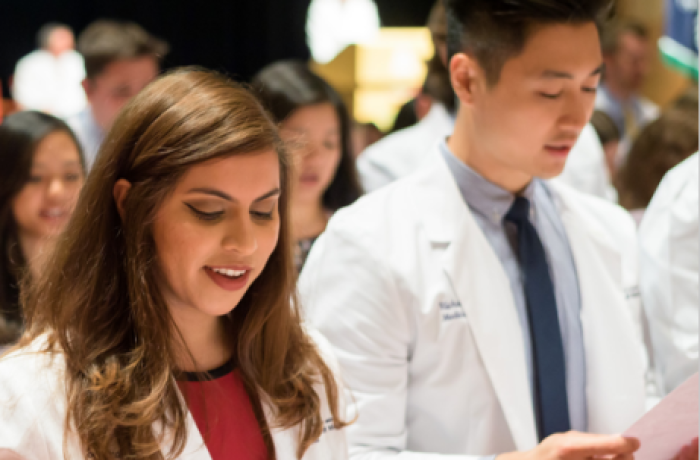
top-left (639, 153), bottom-right (699, 395)
top-left (299, 149), bottom-right (649, 458)
top-left (0, 330), bottom-right (348, 460)
top-left (357, 103), bottom-right (454, 193)
top-left (556, 124), bottom-right (617, 202)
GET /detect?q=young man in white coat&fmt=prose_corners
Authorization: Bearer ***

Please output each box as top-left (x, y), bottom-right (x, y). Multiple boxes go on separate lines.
top-left (299, 0), bottom-right (665, 458)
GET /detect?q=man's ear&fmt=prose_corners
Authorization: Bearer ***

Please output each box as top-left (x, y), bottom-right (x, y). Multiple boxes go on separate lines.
top-left (113, 179), bottom-right (132, 221)
top-left (449, 52), bottom-right (482, 107)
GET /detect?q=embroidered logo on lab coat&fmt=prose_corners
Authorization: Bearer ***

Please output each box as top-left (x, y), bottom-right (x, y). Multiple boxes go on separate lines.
top-left (439, 300), bottom-right (466, 321)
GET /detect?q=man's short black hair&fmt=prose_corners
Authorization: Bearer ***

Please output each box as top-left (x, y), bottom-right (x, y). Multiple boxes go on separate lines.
top-left (445, 0), bottom-right (613, 85)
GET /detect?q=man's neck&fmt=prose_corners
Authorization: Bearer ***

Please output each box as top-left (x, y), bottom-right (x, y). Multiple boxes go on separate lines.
top-left (447, 109), bottom-right (532, 195)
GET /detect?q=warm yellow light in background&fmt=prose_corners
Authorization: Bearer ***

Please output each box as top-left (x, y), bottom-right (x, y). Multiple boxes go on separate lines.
top-left (311, 27), bottom-right (434, 131)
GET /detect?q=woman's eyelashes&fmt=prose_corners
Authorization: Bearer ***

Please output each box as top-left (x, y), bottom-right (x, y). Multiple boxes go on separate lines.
top-left (185, 203), bottom-right (224, 221)
top-left (184, 203), bottom-right (277, 222)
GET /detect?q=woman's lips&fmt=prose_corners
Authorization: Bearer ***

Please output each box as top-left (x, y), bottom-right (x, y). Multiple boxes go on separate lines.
top-left (204, 266), bottom-right (251, 291)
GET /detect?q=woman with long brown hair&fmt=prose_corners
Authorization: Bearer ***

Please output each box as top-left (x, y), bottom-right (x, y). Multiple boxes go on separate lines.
top-left (0, 68), bottom-right (348, 460)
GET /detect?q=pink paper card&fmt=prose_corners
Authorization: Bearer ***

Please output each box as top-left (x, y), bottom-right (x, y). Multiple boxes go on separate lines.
top-left (624, 373), bottom-right (698, 460)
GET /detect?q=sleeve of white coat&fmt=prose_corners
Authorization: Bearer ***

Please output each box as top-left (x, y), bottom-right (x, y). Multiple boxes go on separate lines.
top-left (639, 158), bottom-right (699, 395)
top-left (299, 220), bottom-right (488, 460)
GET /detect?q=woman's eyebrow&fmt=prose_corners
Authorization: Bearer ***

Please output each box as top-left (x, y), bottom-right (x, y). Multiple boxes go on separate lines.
top-left (186, 187), bottom-right (281, 203)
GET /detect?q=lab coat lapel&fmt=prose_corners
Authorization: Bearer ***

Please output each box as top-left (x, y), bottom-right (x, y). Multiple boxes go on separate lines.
top-left (551, 182), bottom-right (646, 433)
top-left (417, 154), bottom-right (538, 450)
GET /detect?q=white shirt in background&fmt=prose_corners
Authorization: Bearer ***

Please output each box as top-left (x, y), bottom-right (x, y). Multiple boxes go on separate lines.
top-left (12, 50), bottom-right (87, 118)
top-left (306, 0), bottom-right (381, 64)
top-left (555, 124), bottom-right (617, 202)
top-left (639, 153), bottom-right (699, 395)
top-left (357, 102), bottom-right (454, 193)
top-left (65, 107), bottom-right (105, 172)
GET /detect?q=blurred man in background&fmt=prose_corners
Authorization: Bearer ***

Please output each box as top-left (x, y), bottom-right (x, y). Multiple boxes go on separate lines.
top-left (66, 20), bottom-right (168, 171)
top-left (12, 23), bottom-right (87, 118)
top-left (596, 22), bottom-right (659, 156)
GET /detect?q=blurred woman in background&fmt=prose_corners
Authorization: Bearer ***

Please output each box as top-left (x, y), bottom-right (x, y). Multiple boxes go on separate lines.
top-left (253, 60), bottom-right (362, 272)
top-left (616, 108), bottom-right (698, 224)
top-left (0, 111), bottom-right (84, 345)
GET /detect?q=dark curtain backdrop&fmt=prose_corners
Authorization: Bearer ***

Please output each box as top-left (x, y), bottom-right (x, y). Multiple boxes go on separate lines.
top-left (0, 0), bottom-right (435, 97)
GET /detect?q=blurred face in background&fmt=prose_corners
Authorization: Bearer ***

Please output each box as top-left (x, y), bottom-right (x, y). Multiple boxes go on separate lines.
top-left (83, 56), bottom-right (159, 132)
top-left (47, 27), bottom-right (75, 57)
top-left (11, 131), bottom-right (84, 241)
top-left (605, 31), bottom-right (650, 93)
top-left (280, 103), bottom-right (342, 207)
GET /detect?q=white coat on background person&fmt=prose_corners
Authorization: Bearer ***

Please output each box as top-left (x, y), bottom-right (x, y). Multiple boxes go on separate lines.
top-left (0, 329), bottom-right (348, 460)
top-left (555, 124), bottom-right (617, 202)
top-left (639, 153), bottom-right (699, 395)
top-left (356, 102), bottom-right (454, 192)
top-left (298, 147), bottom-right (650, 459)
top-left (359, 111), bottom-right (616, 202)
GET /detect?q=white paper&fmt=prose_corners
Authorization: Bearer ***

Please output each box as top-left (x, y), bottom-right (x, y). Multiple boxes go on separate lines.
top-left (624, 373), bottom-right (698, 460)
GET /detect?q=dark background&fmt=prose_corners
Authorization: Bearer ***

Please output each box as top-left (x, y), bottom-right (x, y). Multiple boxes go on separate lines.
top-left (0, 0), bottom-right (435, 96)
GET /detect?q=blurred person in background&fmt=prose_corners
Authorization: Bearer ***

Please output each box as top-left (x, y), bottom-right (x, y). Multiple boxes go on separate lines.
top-left (589, 110), bottom-right (621, 180)
top-left (0, 111), bottom-right (85, 346)
top-left (66, 19), bottom-right (168, 171)
top-left (351, 121), bottom-right (383, 158)
top-left (388, 53), bottom-right (456, 134)
top-left (596, 21), bottom-right (659, 158)
top-left (253, 60), bottom-right (363, 272)
top-left (357, 0), bottom-right (456, 193)
top-left (639, 152), bottom-right (698, 396)
top-left (615, 108), bottom-right (698, 225)
top-left (12, 23), bottom-right (87, 118)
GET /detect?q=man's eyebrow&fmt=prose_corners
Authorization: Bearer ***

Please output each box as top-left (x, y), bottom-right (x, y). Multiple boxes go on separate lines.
top-left (540, 63), bottom-right (605, 79)
top-left (186, 187), bottom-right (281, 203)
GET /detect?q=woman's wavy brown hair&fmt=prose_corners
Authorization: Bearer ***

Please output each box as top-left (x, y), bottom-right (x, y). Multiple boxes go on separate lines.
top-left (18, 68), bottom-right (347, 459)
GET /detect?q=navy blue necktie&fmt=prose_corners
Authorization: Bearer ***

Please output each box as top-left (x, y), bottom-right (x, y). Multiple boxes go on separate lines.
top-left (505, 196), bottom-right (571, 441)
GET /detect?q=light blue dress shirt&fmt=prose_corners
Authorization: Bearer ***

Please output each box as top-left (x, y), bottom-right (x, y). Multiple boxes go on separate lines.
top-left (65, 106), bottom-right (105, 172)
top-left (439, 141), bottom-right (588, 434)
